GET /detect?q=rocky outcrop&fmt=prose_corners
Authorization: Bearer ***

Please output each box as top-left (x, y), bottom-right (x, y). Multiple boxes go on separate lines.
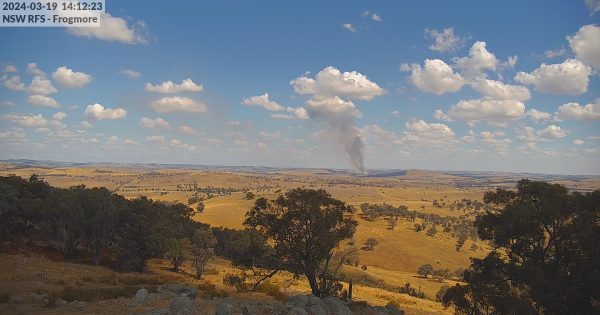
top-left (215, 302), bottom-right (234, 315)
top-left (161, 283), bottom-right (198, 299)
top-left (170, 296), bottom-right (197, 315)
top-left (285, 295), bottom-right (352, 315)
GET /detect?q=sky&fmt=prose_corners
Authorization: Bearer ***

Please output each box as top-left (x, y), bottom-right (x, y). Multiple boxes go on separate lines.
top-left (1, 0), bottom-right (599, 175)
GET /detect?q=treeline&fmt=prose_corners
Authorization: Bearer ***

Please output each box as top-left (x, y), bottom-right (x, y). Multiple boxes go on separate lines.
top-left (0, 175), bottom-right (210, 272)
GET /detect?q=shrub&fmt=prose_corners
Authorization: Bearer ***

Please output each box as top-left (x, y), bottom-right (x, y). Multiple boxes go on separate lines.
top-left (0, 292), bottom-right (9, 303)
top-left (398, 282), bottom-right (425, 299)
top-left (223, 273), bottom-right (248, 292)
top-left (197, 281), bottom-right (228, 299)
top-left (258, 281), bottom-right (287, 301)
top-left (436, 285), bottom-right (450, 302)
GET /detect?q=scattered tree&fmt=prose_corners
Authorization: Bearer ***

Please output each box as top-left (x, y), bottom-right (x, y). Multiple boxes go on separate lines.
top-left (244, 188), bottom-right (357, 297)
top-left (417, 264), bottom-right (434, 278)
top-left (364, 238), bottom-right (379, 250)
top-left (426, 226), bottom-right (438, 237)
top-left (191, 228), bottom-right (216, 279)
top-left (165, 238), bottom-right (192, 272)
top-left (196, 201), bottom-right (205, 213)
top-left (433, 268), bottom-right (450, 282)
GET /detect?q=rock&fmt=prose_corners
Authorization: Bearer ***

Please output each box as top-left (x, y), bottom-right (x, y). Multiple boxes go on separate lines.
top-left (32, 293), bottom-right (47, 304)
top-left (129, 288), bottom-right (149, 306)
top-left (323, 297), bottom-right (352, 315)
top-left (165, 283), bottom-right (198, 299)
top-left (287, 295), bottom-right (309, 307)
top-left (71, 300), bottom-right (87, 308)
top-left (170, 296), bottom-right (197, 315)
top-left (141, 308), bottom-right (170, 315)
top-left (384, 303), bottom-right (404, 315)
top-left (14, 296), bottom-right (26, 303)
top-left (307, 304), bottom-right (328, 315)
top-left (158, 290), bottom-right (179, 300)
top-left (287, 306), bottom-right (309, 315)
top-left (215, 302), bottom-right (234, 315)
top-left (242, 304), bottom-right (251, 315)
top-left (55, 299), bottom-right (68, 306)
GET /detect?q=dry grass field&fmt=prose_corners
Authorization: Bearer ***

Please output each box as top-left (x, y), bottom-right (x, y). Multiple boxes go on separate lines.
top-left (1, 161), bottom-right (599, 314)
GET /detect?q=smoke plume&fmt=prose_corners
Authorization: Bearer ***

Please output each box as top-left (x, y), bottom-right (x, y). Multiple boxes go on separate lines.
top-left (287, 66), bottom-right (384, 173)
top-left (305, 97), bottom-right (366, 174)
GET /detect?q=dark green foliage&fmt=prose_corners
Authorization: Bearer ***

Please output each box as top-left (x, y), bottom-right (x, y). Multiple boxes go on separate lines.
top-left (436, 285), bottom-right (449, 302)
top-left (398, 282), bottom-right (425, 299)
top-left (0, 175), bottom-right (204, 272)
top-left (244, 188), bottom-right (357, 297)
top-left (443, 180), bottom-right (600, 315)
top-left (212, 227), bottom-right (274, 268)
top-left (191, 227), bottom-right (216, 279)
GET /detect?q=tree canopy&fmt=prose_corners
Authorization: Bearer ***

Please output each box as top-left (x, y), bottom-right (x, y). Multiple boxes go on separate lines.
top-left (442, 180), bottom-right (600, 315)
top-left (244, 188), bottom-right (357, 297)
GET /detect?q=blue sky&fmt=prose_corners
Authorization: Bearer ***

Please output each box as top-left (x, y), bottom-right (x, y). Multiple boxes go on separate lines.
top-left (1, 0), bottom-right (599, 174)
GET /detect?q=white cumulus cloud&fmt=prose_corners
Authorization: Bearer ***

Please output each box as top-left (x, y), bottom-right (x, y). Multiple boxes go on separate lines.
top-left (443, 99), bottom-right (525, 125)
top-left (290, 66), bottom-right (384, 100)
top-left (453, 41), bottom-right (499, 77)
top-left (145, 78), bottom-right (203, 93)
top-left (242, 93), bottom-right (284, 111)
top-left (424, 27), bottom-right (465, 52)
top-left (151, 96), bottom-right (207, 113)
top-left (567, 24), bottom-right (600, 68)
top-left (67, 13), bottom-right (148, 44)
top-left (27, 95), bottom-right (60, 108)
top-left (52, 66), bottom-right (92, 88)
top-left (84, 103), bottom-right (127, 120)
top-left (556, 98), bottom-right (600, 120)
top-left (471, 78), bottom-right (530, 101)
top-left (3, 113), bottom-right (47, 127)
top-left (27, 76), bottom-right (57, 95)
top-left (120, 69), bottom-right (141, 78)
top-left (3, 76), bottom-right (26, 91)
top-left (139, 117), bottom-right (170, 128)
top-left (526, 109), bottom-right (553, 123)
top-left (515, 59), bottom-right (591, 95)
top-left (409, 59), bottom-right (465, 95)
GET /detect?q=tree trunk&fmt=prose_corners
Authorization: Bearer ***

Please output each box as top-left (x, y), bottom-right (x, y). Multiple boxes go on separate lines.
top-left (306, 271), bottom-right (320, 297)
top-left (349, 279), bottom-right (353, 300)
top-left (93, 241), bottom-right (101, 265)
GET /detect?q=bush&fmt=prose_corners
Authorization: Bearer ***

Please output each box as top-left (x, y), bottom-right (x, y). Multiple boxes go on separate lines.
top-left (436, 285), bottom-right (449, 302)
top-left (197, 281), bottom-right (228, 299)
top-left (223, 273), bottom-right (248, 292)
top-left (258, 281), bottom-right (287, 301)
top-left (0, 292), bottom-right (9, 303)
top-left (398, 282), bottom-right (425, 299)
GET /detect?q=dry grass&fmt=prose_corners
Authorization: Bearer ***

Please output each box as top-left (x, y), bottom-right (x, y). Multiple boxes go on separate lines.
top-left (1, 165), bottom-right (598, 314)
